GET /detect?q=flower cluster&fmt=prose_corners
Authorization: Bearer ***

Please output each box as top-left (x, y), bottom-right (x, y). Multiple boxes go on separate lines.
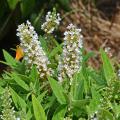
top-left (0, 87), bottom-right (16, 120)
top-left (17, 21), bottom-right (53, 79)
top-left (41, 8), bottom-right (61, 34)
top-left (90, 111), bottom-right (98, 120)
top-left (118, 69), bottom-right (120, 78)
top-left (58, 24), bottom-right (83, 82)
top-left (104, 47), bottom-right (112, 57)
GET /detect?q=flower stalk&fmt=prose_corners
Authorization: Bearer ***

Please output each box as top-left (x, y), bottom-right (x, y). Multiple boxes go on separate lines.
top-left (41, 8), bottom-right (61, 34)
top-left (17, 21), bottom-right (53, 79)
top-left (58, 24), bottom-right (83, 82)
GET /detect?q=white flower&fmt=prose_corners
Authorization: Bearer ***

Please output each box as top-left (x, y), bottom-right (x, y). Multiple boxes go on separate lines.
top-left (91, 117), bottom-right (98, 120)
top-left (1, 87), bottom-right (16, 120)
top-left (104, 47), bottom-right (113, 57)
top-left (118, 69), bottom-right (120, 78)
top-left (16, 117), bottom-right (20, 120)
top-left (58, 24), bottom-right (83, 82)
top-left (17, 21), bottom-right (53, 79)
top-left (105, 47), bottom-right (111, 53)
top-left (41, 8), bottom-right (61, 33)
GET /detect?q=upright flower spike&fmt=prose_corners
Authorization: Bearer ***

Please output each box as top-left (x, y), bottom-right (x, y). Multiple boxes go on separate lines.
top-left (16, 21), bottom-right (53, 79)
top-left (0, 87), bottom-right (16, 120)
top-left (58, 24), bottom-right (83, 82)
top-left (41, 8), bottom-right (61, 34)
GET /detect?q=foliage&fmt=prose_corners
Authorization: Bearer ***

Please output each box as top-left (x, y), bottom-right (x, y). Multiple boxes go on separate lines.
top-left (0, 7), bottom-right (120, 120)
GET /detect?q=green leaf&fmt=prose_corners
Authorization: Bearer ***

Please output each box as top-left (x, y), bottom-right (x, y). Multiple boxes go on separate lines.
top-left (7, 0), bottom-right (19, 10)
top-left (29, 65), bottom-right (38, 82)
top-left (98, 109), bottom-right (114, 120)
top-left (12, 72), bottom-right (29, 91)
top-left (44, 95), bottom-right (56, 110)
top-left (21, 0), bottom-right (35, 17)
top-left (14, 61), bottom-right (26, 74)
top-left (3, 49), bottom-right (17, 66)
top-left (52, 105), bottom-right (67, 120)
top-left (0, 86), bottom-right (4, 94)
top-left (71, 99), bottom-right (89, 109)
top-left (32, 94), bottom-right (47, 120)
top-left (82, 65), bottom-right (90, 95)
top-left (26, 108), bottom-right (32, 120)
top-left (113, 105), bottom-right (120, 119)
top-left (37, 91), bottom-right (48, 103)
top-left (72, 72), bottom-right (84, 100)
top-left (100, 49), bottom-right (115, 83)
top-left (48, 77), bottom-right (66, 104)
top-left (90, 70), bottom-right (107, 86)
top-left (39, 36), bottom-right (48, 54)
top-left (83, 51), bottom-right (94, 62)
top-left (49, 44), bottom-right (62, 58)
top-left (87, 87), bottom-right (101, 115)
top-left (10, 87), bottom-right (26, 110)
top-left (0, 60), bottom-right (12, 66)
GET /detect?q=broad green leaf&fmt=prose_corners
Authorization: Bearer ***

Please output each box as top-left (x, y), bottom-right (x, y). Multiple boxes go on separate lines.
top-left (3, 49), bottom-right (17, 66)
top-left (0, 86), bottom-right (4, 94)
top-left (52, 105), bottom-right (67, 120)
top-left (76, 78), bottom-right (84, 100)
top-left (71, 99), bottom-right (89, 109)
top-left (26, 108), bottom-right (32, 120)
top-left (87, 87), bottom-right (101, 115)
top-left (100, 49), bottom-right (115, 83)
top-left (29, 65), bottom-right (38, 82)
top-left (82, 65), bottom-right (90, 95)
top-left (10, 87), bottom-right (26, 110)
top-left (12, 72), bottom-right (29, 91)
top-left (0, 60), bottom-right (12, 66)
top-left (98, 109), bottom-right (114, 120)
top-left (48, 77), bottom-right (66, 104)
top-left (72, 72), bottom-right (84, 100)
top-left (14, 61), bottom-right (26, 74)
top-left (32, 94), bottom-right (47, 120)
top-left (7, 0), bottom-right (19, 10)
top-left (72, 99), bottom-right (89, 117)
top-left (90, 70), bottom-right (107, 86)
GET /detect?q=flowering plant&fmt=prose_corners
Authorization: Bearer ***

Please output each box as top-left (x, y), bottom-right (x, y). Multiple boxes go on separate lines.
top-left (0, 9), bottom-right (120, 120)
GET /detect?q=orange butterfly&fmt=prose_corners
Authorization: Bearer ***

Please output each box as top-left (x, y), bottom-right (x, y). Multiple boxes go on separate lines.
top-left (15, 45), bottom-right (24, 60)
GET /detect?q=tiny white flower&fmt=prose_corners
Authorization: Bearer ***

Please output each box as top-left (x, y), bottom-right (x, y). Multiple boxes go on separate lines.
top-left (105, 47), bottom-right (111, 53)
top-left (17, 21), bottom-right (53, 79)
top-left (118, 69), bottom-right (120, 78)
top-left (41, 8), bottom-right (61, 34)
top-left (16, 117), bottom-right (20, 120)
top-left (58, 24), bottom-right (83, 82)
